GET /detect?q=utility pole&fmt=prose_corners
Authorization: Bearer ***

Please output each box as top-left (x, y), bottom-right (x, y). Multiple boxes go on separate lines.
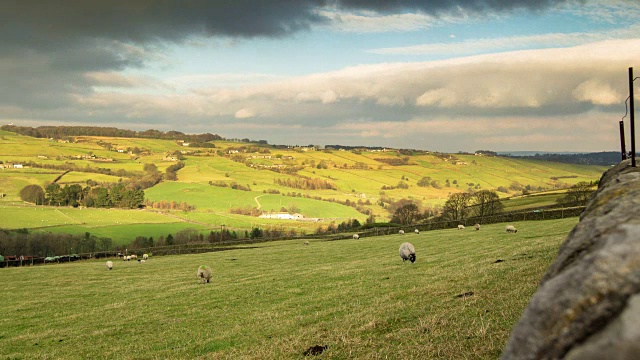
top-left (630, 67), bottom-right (636, 167)
top-left (620, 120), bottom-right (627, 160)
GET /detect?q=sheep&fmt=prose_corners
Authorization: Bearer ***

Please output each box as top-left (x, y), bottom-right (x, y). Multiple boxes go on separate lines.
top-left (399, 242), bottom-right (416, 263)
top-left (506, 225), bottom-right (518, 233)
top-left (303, 241), bottom-right (310, 246)
top-left (106, 261), bottom-right (113, 270)
top-left (138, 259), bottom-right (146, 263)
top-left (353, 234), bottom-right (360, 239)
top-left (130, 254), bottom-right (137, 260)
top-left (414, 229), bottom-right (419, 234)
top-left (474, 223), bottom-right (481, 231)
top-left (458, 225), bottom-right (465, 230)
top-left (399, 230), bottom-right (405, 235)
top-left (142, 253), bottom-right (149, 260)
top-left (197, 265), bottom-right (212, 284)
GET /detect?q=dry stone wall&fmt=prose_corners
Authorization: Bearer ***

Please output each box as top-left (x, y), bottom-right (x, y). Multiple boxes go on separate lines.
top-left (501, 159), bottom-right (640, 360)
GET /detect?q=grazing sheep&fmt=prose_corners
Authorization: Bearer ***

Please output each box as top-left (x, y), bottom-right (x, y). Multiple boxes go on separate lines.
top-left (138, 259), bottom-right (146, 263)
top-left (197, 265), bottom-right (212, 284)
top-left (353, 234), bottom-right (360, 239)
top-left (506, 225), bottom-right (518, 233)
top-left (303, 241), bottom-right (309, 246)
top-left (399, 242), bottom-right (416, 263)
top-left (475, 223), bottom-right (481, 231)
top-left (414, 229), bottom-right (419, 234)
top-left (458, 225), bottom-right (465, 230)
top-left (106, 261), bottom-right (113, 270)
top-left (130, 254), bottom-right (137, 260)
top-left (399, 230), bottom-right (405, 235)
top-left (142, 253), bottom-right (149, 260)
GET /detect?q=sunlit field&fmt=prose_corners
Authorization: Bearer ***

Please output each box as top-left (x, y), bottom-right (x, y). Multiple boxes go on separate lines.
top-left (0, 218), bottom-right (575, 359)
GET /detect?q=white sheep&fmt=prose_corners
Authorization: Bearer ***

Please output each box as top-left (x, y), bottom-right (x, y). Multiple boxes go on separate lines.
top-left (506, 225), bottom-right (518, 233)
top-left (414, 229), bottom-right (419, 234)
top-left (142, 253), bottom-right (149, 260)
top-left (399, 242), bottom-right (416, 263)
top-left (353, 234), bottom-right (360, 239)
top-left (106, 261), bottom-right (113, 270)
top-left (130, 254), bottom-right (137, 260)
top-left (474, 223), bottom-right (481, 231)
top-left (197, 265), bottom-right (212, 284)
top-left (399, 230), bottom-right (405, 235)
top-left (458, 225), bottom-right (465, 230)
top-left (138, 259), bottom-right (146, 263)
top-left (303, 241), bottom-right (310, 245)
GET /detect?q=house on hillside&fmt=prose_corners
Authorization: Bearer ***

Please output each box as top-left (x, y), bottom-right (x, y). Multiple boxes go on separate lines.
top-left (259, 212), bottom-right (305, 220)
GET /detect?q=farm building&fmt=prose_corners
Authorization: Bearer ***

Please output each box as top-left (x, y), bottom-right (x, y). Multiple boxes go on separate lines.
top-left (259, 212), bottom-right (305, 220)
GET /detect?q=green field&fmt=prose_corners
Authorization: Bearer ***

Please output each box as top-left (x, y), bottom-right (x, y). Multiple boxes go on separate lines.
top-left (0, 218), bottom-right (573, 359)
top-left (0, 129), bottom-right (606, 242)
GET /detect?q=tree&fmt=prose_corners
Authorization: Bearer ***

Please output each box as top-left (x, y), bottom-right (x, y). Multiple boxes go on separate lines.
top-left (391, 203), bottom-right (421, 225)
top-left (120, 189), bottom-right (145, 208)
top-left (441, 192), bottom-right (472, 221)
top-left (45, 183), bottom-right (63, 206)
top-left (472, 190), bottom-right (504, 218)
top-left (559, 182), bottom-right (595, 206)
top-left (417, 177), bottom-right (432, 187)
top-left (19, 185), bottom-right (45, 205)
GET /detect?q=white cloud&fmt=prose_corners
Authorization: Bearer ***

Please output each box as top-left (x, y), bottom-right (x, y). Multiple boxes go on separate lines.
top-left (368, 25), bottom-right (640, 55)
top-left (318, 9), bottom-right (436, 33)
top-left (235, 108), bottom-right (256, 119)
top-left (13, 38), bottom-right (637, 152)
top-left (572, 80), bottom-right (621, 105)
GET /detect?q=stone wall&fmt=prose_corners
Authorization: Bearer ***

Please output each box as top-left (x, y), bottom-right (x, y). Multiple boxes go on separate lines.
top-left (501, 159), bottom-right (640, 359)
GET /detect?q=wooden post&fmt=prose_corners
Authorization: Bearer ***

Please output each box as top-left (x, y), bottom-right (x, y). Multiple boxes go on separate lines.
top-left (630, 67), bottom-right (636, 167)
top-left (620, 120), bottom-right (627, 160)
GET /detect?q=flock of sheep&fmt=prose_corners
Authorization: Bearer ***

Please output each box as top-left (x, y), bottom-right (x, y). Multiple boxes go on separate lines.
top-left (105, 253), bottom-right (149, 270)
top-left (392, 224), bottom-right (517, 265)
top-left (104, 224), bottom-right (518, 283)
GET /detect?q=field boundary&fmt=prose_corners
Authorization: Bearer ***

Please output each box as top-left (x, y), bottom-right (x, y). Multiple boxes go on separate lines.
top-left (1, 206), bottom-right (585, 268)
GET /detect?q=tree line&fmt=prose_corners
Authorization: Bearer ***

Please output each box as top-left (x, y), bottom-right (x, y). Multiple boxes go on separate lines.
top-left (20, 182), bottom-right (145, 209)
top-left (0, 125), bottom-right (222, 143)
top-left (273, 177), bottom-right (336, 190)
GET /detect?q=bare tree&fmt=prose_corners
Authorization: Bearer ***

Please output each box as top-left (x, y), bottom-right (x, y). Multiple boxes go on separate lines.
top-left (441, 193), bottom-right (472, 221)
top-left (559, 182), bottom-right (595, 206)
top-left (472, 190), bottom-right (504, 218)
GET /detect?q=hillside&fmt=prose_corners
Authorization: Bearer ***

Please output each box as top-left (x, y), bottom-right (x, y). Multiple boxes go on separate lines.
top-left (0, 128), bottom-right (607, 243)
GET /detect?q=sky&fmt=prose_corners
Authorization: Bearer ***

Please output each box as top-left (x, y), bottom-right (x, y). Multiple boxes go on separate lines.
top-left (2, 0), bottom-right (640, 152)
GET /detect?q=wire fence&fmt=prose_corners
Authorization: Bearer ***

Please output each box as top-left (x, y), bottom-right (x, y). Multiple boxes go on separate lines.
top-left (1, 206), bottom-right (585, 268)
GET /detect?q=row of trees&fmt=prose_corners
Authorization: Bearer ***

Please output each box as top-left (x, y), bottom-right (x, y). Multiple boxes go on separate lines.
top-left (274, 177), bottom-right (336, 190)
top-left (0, 230), bottom-right (113, 257)
top-left (0, 125), bottom-right (222, 143)
top-left (439, 190), bottom-right (504, 221)
top-left (386, 190), bottom-right (504, 225)
top-left (20, 183), bottom-right (145, 208)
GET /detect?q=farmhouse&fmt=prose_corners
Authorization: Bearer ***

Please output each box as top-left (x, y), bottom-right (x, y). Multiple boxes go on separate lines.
top-left (259, 212), bottom-right (305, 220)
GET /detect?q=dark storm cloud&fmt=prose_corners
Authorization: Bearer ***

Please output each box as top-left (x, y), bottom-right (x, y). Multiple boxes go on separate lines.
top-left (0, 1), bottom-right (325, 50)
top-left (330, 0), bottom-right (579, 14)
top-left (1, 0), bottom-right (575, 50)
top-left (0, 0), bottom-right (581, 116)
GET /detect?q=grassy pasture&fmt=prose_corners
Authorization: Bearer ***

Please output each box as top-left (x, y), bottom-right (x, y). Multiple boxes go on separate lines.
top-left (39, 222), bottom-right (210, 245)
top-left (145, 182), bottom-right (365, 221)
top-left (0, 205), bottom-right (182, 230)
top-left (0, 130), bottom-right (606, 235)
top-left (0, 169), bottom-right (63, 202)
top-left (0, 218), bottom-right (574, 359)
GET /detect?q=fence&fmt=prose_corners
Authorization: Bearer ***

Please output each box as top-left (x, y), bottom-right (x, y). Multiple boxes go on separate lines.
top-left (2, 206), bottom-right (585, 268)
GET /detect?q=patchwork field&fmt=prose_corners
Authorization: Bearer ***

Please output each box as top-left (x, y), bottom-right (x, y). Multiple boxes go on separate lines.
top-left (0, 218), bottom-right (574, 359)
top-left (0, 128), bottom-right (606, 242)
